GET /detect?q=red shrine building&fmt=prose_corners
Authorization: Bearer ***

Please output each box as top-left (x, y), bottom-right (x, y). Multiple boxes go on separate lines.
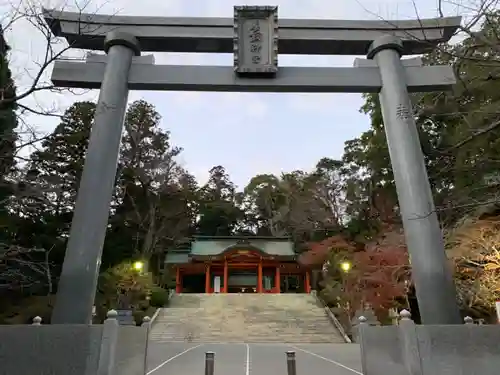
top-left (165, 236), bottom-right (312, 294)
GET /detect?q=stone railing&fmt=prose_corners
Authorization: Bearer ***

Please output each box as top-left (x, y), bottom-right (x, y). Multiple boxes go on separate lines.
top-left (358, 309), bottom-right (500, 375)
top-left (0, 310), bottom-right (151, 375)
top-left (149, 288), bottom-right (176, 326)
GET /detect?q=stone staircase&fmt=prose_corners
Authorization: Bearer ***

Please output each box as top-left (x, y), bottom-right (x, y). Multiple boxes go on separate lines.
top-left (149, 293), bottom-right (346, 343)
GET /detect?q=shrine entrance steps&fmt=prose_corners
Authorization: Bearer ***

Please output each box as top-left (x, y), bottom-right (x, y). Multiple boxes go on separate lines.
top-left (149, 293), bottom-right (346, 343)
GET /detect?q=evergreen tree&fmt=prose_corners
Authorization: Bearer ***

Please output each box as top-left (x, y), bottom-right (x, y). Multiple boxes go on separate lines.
top-left (108, 100), bottom-right (196, 270)
top-left (197, 165), bottom-right (243, 236)
top-left (0, 28), bottom-right (18, 229)
top-left (27, 101), bottom-right (96, 213)
top-left (13, 102), bottom-right (96, 255)
top-left (0, 28), bottom-right (17, 178)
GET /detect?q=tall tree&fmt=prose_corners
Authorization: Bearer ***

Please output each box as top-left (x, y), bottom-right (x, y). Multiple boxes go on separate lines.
top-left (278, 170), bottom-right (341, 243)
top-left (110, 100), bottom-right (196, 270)
top-left (240, 166), bottom-right (346, 241)
top-left (23, 102), bottom-right (95, 214)
top-left (0, 30), bottom-right (18, 234)
top-left (242, 174), bottom-right (286, 236)
top-left (0, 102), bottom-right (95, 298)
top-left (0, 30), bottom-right (17, 175)
top-left (307, 158), bottom-right (345, 229)
top-left (197, 165), bottom-right (243, 236)
top-left (13, 102), bottom-right (96, 254)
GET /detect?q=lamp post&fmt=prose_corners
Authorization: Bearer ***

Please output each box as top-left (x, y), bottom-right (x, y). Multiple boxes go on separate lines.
top-left (340, 261), bottom-right (351, 273)
top-left (339, 261), bottom-right (352, 312)
top-left (133, 261), bottom-right (144, 272)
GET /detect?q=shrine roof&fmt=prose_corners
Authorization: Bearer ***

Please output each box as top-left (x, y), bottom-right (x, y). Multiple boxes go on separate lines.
top-left (164, 236), bottom-right (296, 264)
top-left (190, 236), bottom-right (295, 257)
top-left (164, 251), bottom-right (190, 264)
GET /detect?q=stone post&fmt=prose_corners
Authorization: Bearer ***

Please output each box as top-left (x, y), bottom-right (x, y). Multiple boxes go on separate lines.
top-left (356, 316), bottom-right (369, 371)
top-left (464, 316), bottom-right (474, 325)
top-left (142, 316), bottom-right (151, 375)
top-left (97, 310), bottom-right (120, 375)
top-left (351, 305), bottom-right (379, 341)
top-left (367, 35), bottom-right (461, 324)
top-left (398, 310), bottom-right (423, 375)
top-left (51, 32), bottom-right (140, 324)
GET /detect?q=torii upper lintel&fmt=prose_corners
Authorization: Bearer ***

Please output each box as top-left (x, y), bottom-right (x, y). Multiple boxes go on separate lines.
top-left (42, 8), bottom-right (461, 56)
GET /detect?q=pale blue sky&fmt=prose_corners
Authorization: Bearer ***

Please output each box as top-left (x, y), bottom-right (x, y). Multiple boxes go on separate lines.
top-left (5, 0), bottom-right (464, 189)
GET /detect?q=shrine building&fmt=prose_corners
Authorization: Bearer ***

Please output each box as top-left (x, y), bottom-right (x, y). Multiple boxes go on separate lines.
top-left (165, 236), bottom-right (312, 294)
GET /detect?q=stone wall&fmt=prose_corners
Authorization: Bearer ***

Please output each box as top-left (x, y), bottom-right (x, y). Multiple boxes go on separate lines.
top-left (358, 310), bottom-right (500, 375)
top-left (0, 310), bottom-right (150, 375)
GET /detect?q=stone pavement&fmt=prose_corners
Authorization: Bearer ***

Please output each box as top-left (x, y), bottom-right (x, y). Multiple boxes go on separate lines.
top-left (146, 342), bottom-right (362, 375)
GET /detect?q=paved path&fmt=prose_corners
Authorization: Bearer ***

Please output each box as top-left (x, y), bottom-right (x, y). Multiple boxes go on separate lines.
top-left (146, 342), bottom-right (363, 375)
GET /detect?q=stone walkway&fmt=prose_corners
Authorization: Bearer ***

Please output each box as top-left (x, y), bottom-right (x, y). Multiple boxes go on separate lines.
top-left (146, 342), bottom-right (363, 375)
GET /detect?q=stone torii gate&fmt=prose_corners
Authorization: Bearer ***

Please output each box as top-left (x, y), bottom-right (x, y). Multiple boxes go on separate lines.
top-left (43, 7), bottom-right (462, 326)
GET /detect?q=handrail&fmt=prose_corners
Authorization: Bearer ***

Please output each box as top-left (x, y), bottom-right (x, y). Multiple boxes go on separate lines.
top-left (149, 289), bottom-right (176, 325)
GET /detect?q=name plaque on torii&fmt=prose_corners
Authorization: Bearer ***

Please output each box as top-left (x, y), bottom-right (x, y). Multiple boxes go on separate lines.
top-left (42, 6), bottom-right (463, 327)
top-left (233, 6), bottom-right (278, 76)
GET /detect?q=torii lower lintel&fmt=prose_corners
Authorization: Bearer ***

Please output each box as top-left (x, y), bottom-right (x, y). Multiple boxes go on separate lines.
top-left (51, 61), bottom-right (455, 93)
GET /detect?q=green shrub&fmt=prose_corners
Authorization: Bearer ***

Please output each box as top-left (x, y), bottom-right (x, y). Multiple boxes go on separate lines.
top-left (97, 262), bottom-right (154, 311)
top-left (133, 306), bottom-right (157, 325)
top-left (150, 286), bottom-right (169, 307)
top-left (163, 279), bottom-right (177, 290)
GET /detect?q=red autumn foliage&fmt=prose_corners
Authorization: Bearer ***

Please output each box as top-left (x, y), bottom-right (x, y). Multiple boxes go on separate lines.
top-left (298, 235), bottom-right (356, 267)
top-left (316, 226), bottom-right (411, 316)
top-left (343, 246), bottom-right (410, 315)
